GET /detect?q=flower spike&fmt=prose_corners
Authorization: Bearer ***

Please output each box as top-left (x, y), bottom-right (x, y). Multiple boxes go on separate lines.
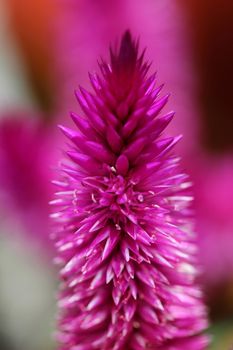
top-left (51, 31), bottom-right (209, 350)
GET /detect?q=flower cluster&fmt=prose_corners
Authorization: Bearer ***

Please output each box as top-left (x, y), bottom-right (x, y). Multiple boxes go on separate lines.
top-left (51, 31), bottom-right (209, 350)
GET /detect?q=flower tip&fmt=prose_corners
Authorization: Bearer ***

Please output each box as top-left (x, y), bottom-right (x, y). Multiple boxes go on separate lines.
top-left (121, 29), bottom-right (133, 47)
top-left (111, 30), bottom-right (138, 71)
top-left (58, 124), bottom-right (75, 140)
top-left (176, 134), bottom-right (183, 143)
top-left (57, 124), bottom-right (65, 133)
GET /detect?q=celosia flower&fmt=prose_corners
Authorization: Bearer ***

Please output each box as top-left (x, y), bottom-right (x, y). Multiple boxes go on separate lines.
top-left (51, 32), bottom-right (209, 349)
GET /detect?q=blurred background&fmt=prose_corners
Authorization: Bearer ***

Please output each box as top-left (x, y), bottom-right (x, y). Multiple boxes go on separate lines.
top-left (0, 0), bottom-right (233, 349)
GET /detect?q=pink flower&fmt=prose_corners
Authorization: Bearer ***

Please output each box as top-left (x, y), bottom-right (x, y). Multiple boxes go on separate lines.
top-left (0, 113), bottom-right (54, 254)
top-left (51, 32), bottom-right (209, 349)
top-left (190, 155), bottom-right (233, 286)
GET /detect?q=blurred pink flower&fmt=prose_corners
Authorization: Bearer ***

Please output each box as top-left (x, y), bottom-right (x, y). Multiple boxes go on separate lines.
top-left (0, 113), bottom-right (55, 254)
top-left (190, 155), bottom-right (233, 286)
top-left (52, 32), bottom-right (209, 350)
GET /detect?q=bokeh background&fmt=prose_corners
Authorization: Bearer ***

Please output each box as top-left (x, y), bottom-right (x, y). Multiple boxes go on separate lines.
top-left (0, 0), bottom-right (233, 349)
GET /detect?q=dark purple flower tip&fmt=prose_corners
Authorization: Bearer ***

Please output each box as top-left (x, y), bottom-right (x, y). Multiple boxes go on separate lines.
top-left (110, 30), bottom-right (139, 73)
